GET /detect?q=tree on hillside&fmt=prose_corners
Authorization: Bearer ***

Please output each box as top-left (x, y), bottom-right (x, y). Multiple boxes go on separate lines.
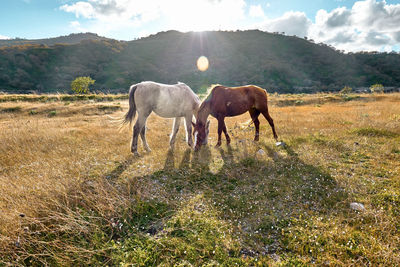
top-left (71, 76), bottom-right (95, 94)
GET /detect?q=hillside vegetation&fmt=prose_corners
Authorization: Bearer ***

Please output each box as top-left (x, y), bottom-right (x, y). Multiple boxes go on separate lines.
top-left (1, 30), bottom-right (400, 93)
top-left (1, 93), bottom-right (399, 265)
top-left (0, 33), bottom-right (110, 48)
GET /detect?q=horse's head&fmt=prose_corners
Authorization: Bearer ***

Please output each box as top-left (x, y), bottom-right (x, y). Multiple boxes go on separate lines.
top-left (192, 120), bottom-right (210, 151)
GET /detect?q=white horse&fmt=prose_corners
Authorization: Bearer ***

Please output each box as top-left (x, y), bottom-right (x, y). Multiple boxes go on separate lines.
top-left (123, 81), bottom-right (200, 156)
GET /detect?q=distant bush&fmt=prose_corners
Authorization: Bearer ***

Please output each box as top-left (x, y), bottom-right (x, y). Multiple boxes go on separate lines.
top-left (71, 76), bottom-right (95, 94)
top-left (1, 106), bottom-right (22, 113)
top-left (97, 104), bottom-right (121, 112)
top-left (29, 109), bottom-right (38, 115)
top-left (48, 110), bottom-right (57, 117)
top-left (340, 86), bottom-right (352, 95)
top-left (342, 95), bottom-right (361, 101)
top-left (370, 84), bottom-right (384, 94)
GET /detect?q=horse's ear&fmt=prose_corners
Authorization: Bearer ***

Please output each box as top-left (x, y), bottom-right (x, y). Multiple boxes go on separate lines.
top-left (206, 120), bottom-right (210, 128)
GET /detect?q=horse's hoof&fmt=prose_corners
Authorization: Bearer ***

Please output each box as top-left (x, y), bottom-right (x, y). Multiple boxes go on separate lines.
top-left (215, 142), bottom-right (221, 147)
top-left (276, 141), bottom-right (285, 147)
top-left (144, 146), bottom-right (152, 152)
top-left (132, 151), bottom-right (140, 157)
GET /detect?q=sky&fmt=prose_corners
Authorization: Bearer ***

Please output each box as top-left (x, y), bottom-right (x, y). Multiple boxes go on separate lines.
top-left (1, 0), bottom-right (400, 52)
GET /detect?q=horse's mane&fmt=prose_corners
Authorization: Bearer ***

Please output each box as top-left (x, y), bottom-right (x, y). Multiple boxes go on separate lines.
top-left (176, 81), bottom-right (189, 88)
top-left (202, 84), bottom-right (221, 101)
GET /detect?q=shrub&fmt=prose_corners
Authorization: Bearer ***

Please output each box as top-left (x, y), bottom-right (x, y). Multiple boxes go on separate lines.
top-left (370, 84), bottom-right (384, 94)
top-left (1, 106), bottom-right (22, 113)
top-left (340, 86), bottom-right (352, 95)
top-left (48, 110), bottom-right (57, 117)
top-left (71, 76), bottom-right (95, 94)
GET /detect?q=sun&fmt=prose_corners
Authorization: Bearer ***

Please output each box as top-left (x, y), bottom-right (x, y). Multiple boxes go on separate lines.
top-left (197, 56), bottom-right (209, 72)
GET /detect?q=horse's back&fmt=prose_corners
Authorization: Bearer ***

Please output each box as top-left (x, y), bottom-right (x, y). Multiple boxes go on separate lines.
top-left (209, 85), bottom-right (269, 116)
top-left (211, 85), bottom-right (266, 96)
top-left (242, 85), bottom-right (269, 110)
top-left (134, 81), bottom-right (199, 118)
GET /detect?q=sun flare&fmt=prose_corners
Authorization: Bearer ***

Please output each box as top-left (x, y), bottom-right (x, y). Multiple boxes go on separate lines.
top-left (197, 56), bottom-right (209, 72)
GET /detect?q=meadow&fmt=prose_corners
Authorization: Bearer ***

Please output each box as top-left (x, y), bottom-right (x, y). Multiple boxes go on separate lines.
top-left (0, 93), bottom-right (399, 266)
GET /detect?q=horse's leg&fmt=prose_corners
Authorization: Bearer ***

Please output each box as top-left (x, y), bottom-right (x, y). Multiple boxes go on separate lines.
top-left (170, 117), bottom-right (182, 147)
top-left (140, 121), bottom-right (151, 152)
top-left (261, 109), bottom-right (278, 141)
top-left (221, 120), bottom-right (231, 145)
top-left (216, 116), bottom-right (225, 147)
top-left (184, 114), bottom-right (193, 147)
top-left (249, 108), bottom-right (261, 141)
top-left (131, 113), bottom-right (148, 156)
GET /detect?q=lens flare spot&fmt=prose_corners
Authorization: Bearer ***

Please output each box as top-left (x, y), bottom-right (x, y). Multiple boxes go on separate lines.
top-left (197, 56), bottom-right (209, 72)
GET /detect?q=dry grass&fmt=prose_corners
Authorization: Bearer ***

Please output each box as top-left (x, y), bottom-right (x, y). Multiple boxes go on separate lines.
top-left (0, 93), bottom-right (127, 103)
top-left (0, 93), bottom-right (399, 265)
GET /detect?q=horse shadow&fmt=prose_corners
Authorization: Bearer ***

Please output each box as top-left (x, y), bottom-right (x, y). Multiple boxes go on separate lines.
top-left (212, 142), bottom-right (348, 255)
top-left (191, 145), bottom-right (212, 172)
top-left (163, 148), bottom-right (193, 171)
top-left (163, 149), bottom-right (175, 170)
top-left (158, 142), bottom-right (347, 217)
top-left (122, 141), bottom-right (348, 257)
top-left (107, 143), bottom-right (346, 221)
top-left (179, 148), bottom-right (192, 169)
top-left (104, 155), bottom-right (136, 181)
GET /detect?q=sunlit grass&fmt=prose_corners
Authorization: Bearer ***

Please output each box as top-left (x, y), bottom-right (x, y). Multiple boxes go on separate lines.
top-left (0, 93), bottom-right (399, 265)
top-left (0, 93), bottom-right (128, 103)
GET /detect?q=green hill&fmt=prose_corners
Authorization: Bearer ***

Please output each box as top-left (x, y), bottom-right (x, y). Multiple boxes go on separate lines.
top-left (1, 30), bottom-right (399, 93)
top-left (0, 33), bottom-right (111, 48)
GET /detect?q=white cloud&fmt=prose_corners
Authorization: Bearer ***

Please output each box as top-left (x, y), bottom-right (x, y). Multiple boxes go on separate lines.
top-left (260, 11), bottom-right (311, 37)
top-left (0, 34), bottom-right (10, 39)
top-left (60, 0), bottom-right (161, 24)
top-left (161, 0), bottom-right (246, 32)
top-left (352, 0), bottom-right (400, 32)
top-left (59, 0), bottom-right (400, 51)
top-left (325, 7), bottom-right (351, 28)
top-left (310, 0), bottom-right (400, 51)
top-left (258, 0), bottom-right (400, 52)
top-left (249, 5), bottom-right (265, 18)
top-left (69, 20), bottom-right (87, 32)
top-left (60, 0), bottom-right (247, 36)
top-left (70, 21), bottom-right (81, 28)
top-left (61, 1), bottom-right (96, 19)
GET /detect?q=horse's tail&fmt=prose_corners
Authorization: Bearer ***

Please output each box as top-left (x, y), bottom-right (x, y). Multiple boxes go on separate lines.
top-left (123, 84), bottom-right (138, 125)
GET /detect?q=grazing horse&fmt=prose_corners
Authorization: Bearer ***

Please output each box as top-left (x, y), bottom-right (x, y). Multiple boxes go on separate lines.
top-left (193, 85), bottom-right (278, 151)
top-left (123, 81), bottom-right (200, 156)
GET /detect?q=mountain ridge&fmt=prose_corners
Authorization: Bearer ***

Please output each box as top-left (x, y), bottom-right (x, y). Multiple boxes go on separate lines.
top-left (0, 33), bottom-right (112, 48)
top-left (0, 30), bottom-right (399, 93)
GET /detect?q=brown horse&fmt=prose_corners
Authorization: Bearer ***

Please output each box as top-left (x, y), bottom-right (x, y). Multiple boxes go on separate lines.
top-left (192, 85), bottom-right (278, 151)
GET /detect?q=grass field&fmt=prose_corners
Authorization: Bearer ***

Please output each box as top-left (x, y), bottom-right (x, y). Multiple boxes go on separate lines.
top-left (1, 93), bottom-right (399, 265)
